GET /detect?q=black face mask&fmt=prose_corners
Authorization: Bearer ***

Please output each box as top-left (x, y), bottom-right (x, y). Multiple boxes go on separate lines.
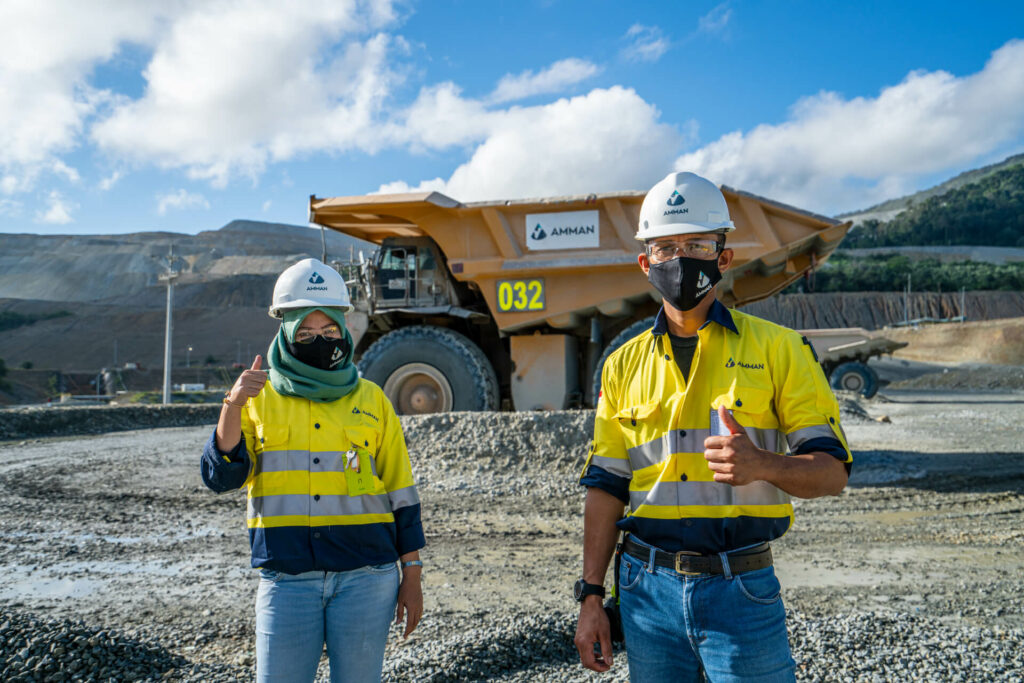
top-left (647, 256), bottom-right (722, 312)
top-left (285, 335), bottom-right (351, 371)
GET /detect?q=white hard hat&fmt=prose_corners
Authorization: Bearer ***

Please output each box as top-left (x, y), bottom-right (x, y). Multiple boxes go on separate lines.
top-left (636, 171), bottom-right (735, 241)
top-left (269, 258), bottom-right (352, 318)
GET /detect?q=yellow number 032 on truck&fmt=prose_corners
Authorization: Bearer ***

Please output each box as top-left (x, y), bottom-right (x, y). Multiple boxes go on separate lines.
top-left (497, 279), bottom-right (545, 312)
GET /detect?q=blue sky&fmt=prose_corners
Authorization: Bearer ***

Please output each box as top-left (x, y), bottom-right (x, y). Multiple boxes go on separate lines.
top-left (1, 0), bottom-right (1023, 235)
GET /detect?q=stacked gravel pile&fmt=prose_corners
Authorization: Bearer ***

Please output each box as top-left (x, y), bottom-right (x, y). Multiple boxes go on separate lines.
top-left (400, 411), bottom-right (594, 498)
top-left (0, 405), bottom-right (220, 441)
top-left (0, 397), bottom-right (876, 443)
top-left (377, 608), bottom-right (1024, 682)
top-left (0, 608), bottom-right (244, 682)
top-left (789, 611), bottom-right (1024, 681)
top-left (382, 609), bottom-right (590, 682)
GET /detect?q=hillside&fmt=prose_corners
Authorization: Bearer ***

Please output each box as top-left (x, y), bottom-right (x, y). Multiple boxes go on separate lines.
top-left (0, 219), bottom-right (372, 304)
top-left (839, 152), bottom-right (1024, 225)
top-left (0, 220), bottom-right (373, 380)
top-left (840, 163), bottom-right (1024, 248)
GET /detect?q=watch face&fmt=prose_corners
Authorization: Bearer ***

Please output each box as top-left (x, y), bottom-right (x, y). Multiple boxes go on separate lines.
top-left (573, 579), bottom-right (584, 602)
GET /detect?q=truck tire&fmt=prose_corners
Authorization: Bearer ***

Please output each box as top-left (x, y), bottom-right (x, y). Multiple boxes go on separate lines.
top-left (358, 326), bottom-right (499, 414)
top-left (591, 316), bottom-right (657, 405)
top-left (829, 361), bottom-right (879, 399)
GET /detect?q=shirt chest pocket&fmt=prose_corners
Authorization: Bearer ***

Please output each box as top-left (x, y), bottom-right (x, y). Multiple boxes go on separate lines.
top-left (710, 386), bottom-right (776, 431)
top-left (614, 401), bottom-right (662, 446)
top-left (343, 423), bottom-right (379, 457)
top-left (254, 424), bottom-right (289, 453)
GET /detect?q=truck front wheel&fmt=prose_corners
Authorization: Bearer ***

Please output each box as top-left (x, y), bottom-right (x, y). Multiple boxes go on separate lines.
top-left (358, 326), bottom-right (499, 414)
top-left (829, 361), bottom-right (880, 399)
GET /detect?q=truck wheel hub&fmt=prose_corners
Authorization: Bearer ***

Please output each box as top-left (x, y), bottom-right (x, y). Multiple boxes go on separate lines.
top-left (383, 363), bottom-right (454, 414)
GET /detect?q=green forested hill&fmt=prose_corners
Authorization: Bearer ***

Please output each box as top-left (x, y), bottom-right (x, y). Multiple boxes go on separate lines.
top-left (842, 163), bottom-right (1024, 248)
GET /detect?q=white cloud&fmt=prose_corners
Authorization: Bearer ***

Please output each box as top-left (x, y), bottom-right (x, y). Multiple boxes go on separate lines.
top-left (0, 0), bottom-right (165, 192)
top-left (676, 39), bottom-right (1024, 213)
top-left (92, 0), bottom-right (401, 186)
top-left (488, 58), bottom-right (600, 104)
top-left (262, 200), bottom-right (272, 212)
top-left (51, 160), bottom-right (81, 183)
top-left (621, 24), bottom-right (669, 63)
top-left (698, 4), bottom-right (732, 35)
top-left (156, 189), bottom-right (210, 215)
top-left (98, 170), bottom-right (123, 191)
top-left (378, 86), bottom-right (681, 202)
top-left (36, 190), bottom-right (75, 224)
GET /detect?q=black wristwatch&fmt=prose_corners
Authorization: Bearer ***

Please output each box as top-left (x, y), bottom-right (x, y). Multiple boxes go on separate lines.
top-left (574, 579), bottom-right (606, 603)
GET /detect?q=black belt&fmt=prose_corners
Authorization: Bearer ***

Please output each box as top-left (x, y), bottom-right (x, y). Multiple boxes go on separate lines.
top-left (622, 537), bottom-right (773, 576)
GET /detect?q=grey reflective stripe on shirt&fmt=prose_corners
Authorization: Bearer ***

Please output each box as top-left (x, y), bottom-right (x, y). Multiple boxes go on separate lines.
top-left (247, 493), bottom-right (392, 519)
top-left (387, 485), bottom-right (420, 511)
top-left (746, 428), bottom-right (783, 455)
top-left (589, 454), bottom-right (633, 479)
top-left (785, 424), bottom-right (837, 452)
top-left (257, 449), bottom-right (378, 477)
top-left (627, 429), bottom-right (711, 470)
top-left (627, 427), bottom-right (784, 472)
top-left (629, 480), bottom-right (791, 511)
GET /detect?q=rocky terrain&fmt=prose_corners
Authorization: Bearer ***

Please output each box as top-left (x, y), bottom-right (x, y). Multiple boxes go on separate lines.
top-left (1, 386), bottom-right (1022, 681)
top-left (740, 291), bottom-right (1024, 331)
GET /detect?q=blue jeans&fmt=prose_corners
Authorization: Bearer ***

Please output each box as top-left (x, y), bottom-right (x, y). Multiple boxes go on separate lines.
top-left (254, 563), bottom-right (400, 683)
top-left (619, 541), bottom-right (795, 683)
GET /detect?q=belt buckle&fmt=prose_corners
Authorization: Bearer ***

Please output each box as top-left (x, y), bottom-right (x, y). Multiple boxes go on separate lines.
top-left (674, 551), bottom-right (703, 577)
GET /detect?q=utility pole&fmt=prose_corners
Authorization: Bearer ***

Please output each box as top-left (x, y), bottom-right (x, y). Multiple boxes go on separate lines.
top-left (960, 286), bottom-right (966, 323)
top-left (159, 247), bottom-right (179, 405)
top-left (903, 273), bottom-right (910, 325)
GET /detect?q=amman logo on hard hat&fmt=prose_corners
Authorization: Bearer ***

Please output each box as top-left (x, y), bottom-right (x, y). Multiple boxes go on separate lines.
top-left (667, 190), bottom-right (686, 206)
top-left (308, 272), bottom-right (325, 284)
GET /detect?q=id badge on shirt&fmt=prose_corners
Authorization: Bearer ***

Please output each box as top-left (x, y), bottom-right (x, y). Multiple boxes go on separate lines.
top-left (344, 448), bottom-right (376, 495)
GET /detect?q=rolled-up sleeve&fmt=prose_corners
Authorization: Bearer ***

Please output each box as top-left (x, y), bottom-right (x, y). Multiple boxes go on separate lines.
top-left (774, 332), bottom-right (853, 473)
top-left (200, 428), bottom-right (252, 493)
top-left (579, 358), bottom-right (632, 503)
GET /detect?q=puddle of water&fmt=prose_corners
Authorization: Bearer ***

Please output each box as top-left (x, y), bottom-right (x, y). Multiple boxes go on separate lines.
top-left (0, 576), bottom-right (107, 600)
top-left (3, 527), bottom-right (223, 545)
top-left (0, 558), bottom-right (252, 601)
top-left (850, 509), bottom-right (937, 525)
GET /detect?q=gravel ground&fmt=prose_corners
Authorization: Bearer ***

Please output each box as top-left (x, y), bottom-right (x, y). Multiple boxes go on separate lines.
top-left (1, 389), bottom-right (1022, 681)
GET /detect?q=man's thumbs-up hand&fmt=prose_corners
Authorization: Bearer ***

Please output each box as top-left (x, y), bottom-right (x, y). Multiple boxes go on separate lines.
top-left (703, 405), bottom-right (769, 486)
top-left (224, 354), bottom-right (268, 408)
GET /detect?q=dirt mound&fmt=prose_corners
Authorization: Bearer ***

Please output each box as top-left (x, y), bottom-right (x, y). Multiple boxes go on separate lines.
top-left (884, 318), bottom-right (1024, 365)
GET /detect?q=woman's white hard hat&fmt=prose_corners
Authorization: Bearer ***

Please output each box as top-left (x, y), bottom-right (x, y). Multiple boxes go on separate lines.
top-left (269, 258), bottom-right (352, 318)
top-left (636, 171), bottom-right (735, 241)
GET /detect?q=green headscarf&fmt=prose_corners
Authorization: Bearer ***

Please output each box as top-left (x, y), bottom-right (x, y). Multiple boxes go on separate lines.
top-left (267, 307), bottom-right (360, 402)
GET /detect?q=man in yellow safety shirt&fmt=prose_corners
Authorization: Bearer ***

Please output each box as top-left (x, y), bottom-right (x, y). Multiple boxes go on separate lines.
top-left (573, 172), bottom-right (852, 682)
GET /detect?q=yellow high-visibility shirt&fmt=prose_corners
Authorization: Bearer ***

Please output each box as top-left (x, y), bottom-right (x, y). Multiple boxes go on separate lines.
top-left (580, 301), bottom-right (851, 553)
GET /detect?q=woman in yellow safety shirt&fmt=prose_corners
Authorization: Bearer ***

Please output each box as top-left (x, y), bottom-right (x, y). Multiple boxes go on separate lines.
top-left (201, 258), bottom-right (424, 682)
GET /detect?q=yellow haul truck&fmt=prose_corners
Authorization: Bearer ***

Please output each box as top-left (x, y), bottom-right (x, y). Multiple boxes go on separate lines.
top-left (309, 188), bottom-right (852, 414)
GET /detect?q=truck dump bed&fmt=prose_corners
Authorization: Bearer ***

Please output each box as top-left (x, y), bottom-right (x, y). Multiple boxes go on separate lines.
top-left (310, 188), bottom-right (851, 333)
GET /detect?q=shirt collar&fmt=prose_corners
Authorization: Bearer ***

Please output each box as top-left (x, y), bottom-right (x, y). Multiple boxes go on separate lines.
top-left (652, 299), bottom-right (739, 336)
